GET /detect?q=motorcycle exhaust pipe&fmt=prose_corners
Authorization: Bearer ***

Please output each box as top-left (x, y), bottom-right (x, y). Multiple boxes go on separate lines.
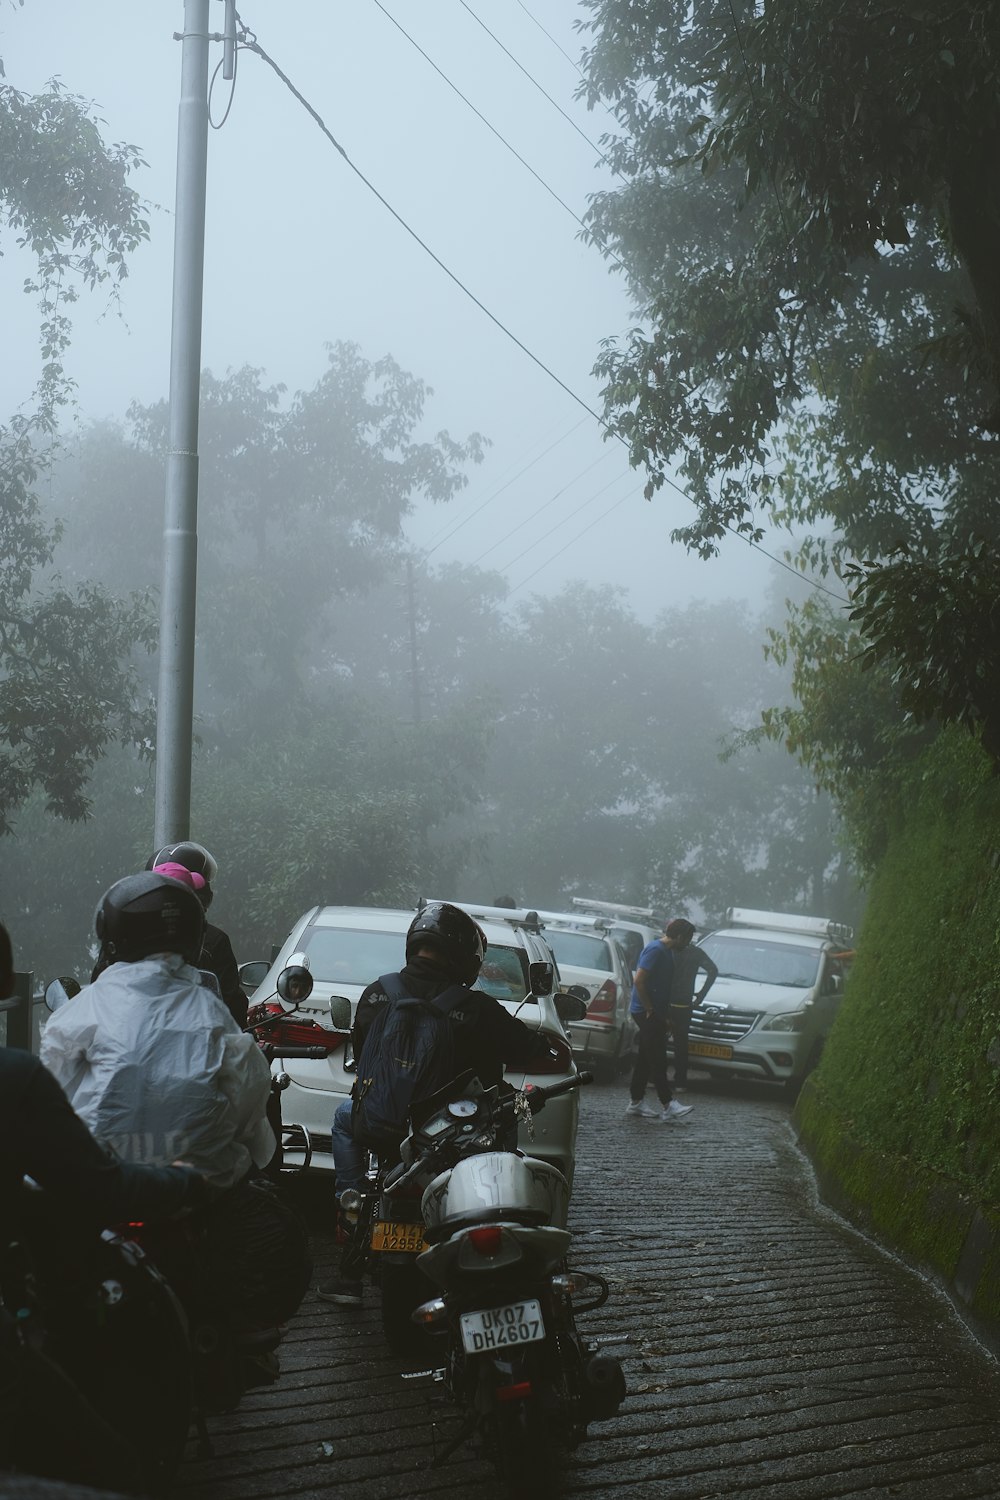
top-left (583, 1352), bottom-right (626, 1421)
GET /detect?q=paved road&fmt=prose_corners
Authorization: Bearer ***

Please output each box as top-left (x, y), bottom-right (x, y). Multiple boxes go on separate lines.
top-left (176, 1078), bottom-right (1000, 1500)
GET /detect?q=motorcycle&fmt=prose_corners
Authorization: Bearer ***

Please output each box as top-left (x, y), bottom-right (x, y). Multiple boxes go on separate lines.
top-left (41, 964), bottom-right (329, 1428)
top-left (2, 1190), bottom-right (192, 1495)
top-left (375, 1071), bottom-right (626, 1490)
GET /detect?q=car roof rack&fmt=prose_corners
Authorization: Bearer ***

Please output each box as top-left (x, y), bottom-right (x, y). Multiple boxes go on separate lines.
top-left (417, 898), bottom-right (544, 935)
top-left (571, 897), bottom-right (655, 921)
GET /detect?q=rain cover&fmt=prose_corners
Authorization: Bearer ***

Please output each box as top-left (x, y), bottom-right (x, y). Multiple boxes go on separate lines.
top-left (40, 953), bottom-right (274, 1189)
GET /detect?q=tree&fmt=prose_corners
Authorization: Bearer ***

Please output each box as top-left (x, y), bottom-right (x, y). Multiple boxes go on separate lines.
top-left (577, 1), bottom-right (1000, 759)
top-left (1, 55), bottom-right (155, 830)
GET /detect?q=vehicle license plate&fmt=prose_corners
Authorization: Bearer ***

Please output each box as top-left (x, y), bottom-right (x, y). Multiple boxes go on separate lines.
top-left (460, 1299), bottom-right (546, 1353)
top-left (370, 1220), bottom-right (428, 1253)
top-left (689, 1041), bottom-right (734, 1060)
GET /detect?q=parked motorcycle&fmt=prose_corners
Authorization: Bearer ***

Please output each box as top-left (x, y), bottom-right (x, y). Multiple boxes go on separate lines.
top-left (384, 1071), bottom-right (625, 1490)
top-left (2, 1194), bottom-right (192, 1495)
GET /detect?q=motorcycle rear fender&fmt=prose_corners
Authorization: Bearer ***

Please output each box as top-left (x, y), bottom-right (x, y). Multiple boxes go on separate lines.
top-left (417, 1222), bottom-right (571, 1288)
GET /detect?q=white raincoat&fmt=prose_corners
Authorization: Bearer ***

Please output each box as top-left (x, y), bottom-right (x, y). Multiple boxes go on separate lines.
top-left (40, 952), bottom-right (274, 1190)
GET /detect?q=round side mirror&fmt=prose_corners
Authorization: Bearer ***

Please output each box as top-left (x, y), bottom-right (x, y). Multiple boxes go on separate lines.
top-left (275, 964), bottom-right (313, 1012)
top-left (45, 976), bottom-right (82, 1012)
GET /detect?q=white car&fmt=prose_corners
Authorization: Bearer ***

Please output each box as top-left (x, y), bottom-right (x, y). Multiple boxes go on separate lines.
top-left (528, 911), bottom-right (637, 1083)
top-left (241, 904), bottom-right (585, 1188)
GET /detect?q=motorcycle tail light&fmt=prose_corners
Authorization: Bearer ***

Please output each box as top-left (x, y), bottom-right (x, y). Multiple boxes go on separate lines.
top-left (467, 1226), bottom-right (504, 1256)
top-left (585, 981), bottom-right (618, 1022)
top-left (495, 1381), bottom-right (533, 1403)
top-left (528, 1033), bottom-right (574, 1075)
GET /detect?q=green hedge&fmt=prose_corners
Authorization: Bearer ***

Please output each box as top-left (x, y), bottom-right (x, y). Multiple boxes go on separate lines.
top-left (796, 726), bottom-right (1000, 1338)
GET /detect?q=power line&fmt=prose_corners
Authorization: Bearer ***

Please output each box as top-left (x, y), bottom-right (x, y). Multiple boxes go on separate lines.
top-left (508, 485), bottom-right (638, 597)
top-left (424, 417), bottom-right (588, 554)
top-left (491, 466), bottom-right (630, 575)
top-left (470, 448), bottom-right (620, 566)
top-left (236, 15), bottom-right (848, 607)
top-left (456, 0), bottom-right (628, 184)
top-left (370, 1), bottom-right (590, 239)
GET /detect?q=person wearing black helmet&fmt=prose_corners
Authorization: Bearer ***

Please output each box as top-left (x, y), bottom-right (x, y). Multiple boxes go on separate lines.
top-left (41, 872), bottom-right (274, 1189)
top-left (148, 840), bottom-right (249, 1027)
top-left (319, 901), bottom-right (552, 1306)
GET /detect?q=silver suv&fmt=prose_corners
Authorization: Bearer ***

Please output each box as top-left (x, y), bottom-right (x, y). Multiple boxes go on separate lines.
top-left (683, 908), bottom-right (853, 1093)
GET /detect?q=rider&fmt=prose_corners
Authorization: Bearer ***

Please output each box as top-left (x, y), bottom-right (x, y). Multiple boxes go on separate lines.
top-left (318, 901), bottom-right (553, 1306)
top-left (2, 919), bottom-right (209, 1493)
top-left (40, 873), bottom-right (309, 1332)
top-left (149, 840), bottom-right (249, 1026)
top-left (41, 871), bottom-right (274, 1186)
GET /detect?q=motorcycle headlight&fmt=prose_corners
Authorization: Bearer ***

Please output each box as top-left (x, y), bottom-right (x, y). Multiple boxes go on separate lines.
top-left (759, 1008), bottom-right (811, 1033)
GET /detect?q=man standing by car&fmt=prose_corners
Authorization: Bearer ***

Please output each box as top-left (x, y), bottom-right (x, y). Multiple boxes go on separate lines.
top-left (627, 920), bottom-right (694, 1123)
top-left (664, 918), bottom-right (718, 1090)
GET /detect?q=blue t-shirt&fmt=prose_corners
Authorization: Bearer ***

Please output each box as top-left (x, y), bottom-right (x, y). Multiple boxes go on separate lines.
top-left (630, 941), bottom-right (674, 1019)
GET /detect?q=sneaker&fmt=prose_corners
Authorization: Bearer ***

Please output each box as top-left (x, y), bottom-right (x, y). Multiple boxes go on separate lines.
top-left (660, 1100), bottom-right (694, 1122)
top-left (316, 1278), bottom-right (364, 1306)
top-left (625, 1100), bottom-right (659, 1118)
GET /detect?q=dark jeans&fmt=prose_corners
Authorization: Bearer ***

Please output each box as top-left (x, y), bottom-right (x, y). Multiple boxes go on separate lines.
top-left (629, 1013), bottom-right (672, 1106)
top-left (668, 1003), bottom-right (692, 1085)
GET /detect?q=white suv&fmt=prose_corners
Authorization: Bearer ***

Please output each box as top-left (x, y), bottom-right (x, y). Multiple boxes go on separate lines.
top-left (684, 908), bottom-right (854, 1093)
top-left (242, 904), bottom-right (584, 1187)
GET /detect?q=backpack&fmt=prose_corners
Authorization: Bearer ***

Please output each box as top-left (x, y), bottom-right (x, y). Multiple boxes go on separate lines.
top-left (351, 973), bottom-right (468, 1149)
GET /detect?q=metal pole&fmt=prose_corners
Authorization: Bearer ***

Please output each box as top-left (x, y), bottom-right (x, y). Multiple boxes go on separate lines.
top-left (154, 0), bottom-right (212, 849)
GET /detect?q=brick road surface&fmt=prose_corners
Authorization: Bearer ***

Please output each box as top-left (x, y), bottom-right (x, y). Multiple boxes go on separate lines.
top-left (175, 1076), bottom-right (1000, 1500)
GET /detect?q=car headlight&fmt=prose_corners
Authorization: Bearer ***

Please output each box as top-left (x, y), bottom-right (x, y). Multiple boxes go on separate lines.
top-left (759, 1008), bottom-right (811, 1033)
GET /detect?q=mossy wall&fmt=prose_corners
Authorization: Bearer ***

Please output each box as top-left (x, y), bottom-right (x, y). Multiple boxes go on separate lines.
top-left (795, 727), bottom-right (1000, 1345)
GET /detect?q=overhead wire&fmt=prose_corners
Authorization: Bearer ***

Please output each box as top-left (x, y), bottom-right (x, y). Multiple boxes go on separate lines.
top-left (470, 447), bottom-right (621, 566)
top-left (235, 12), bottom-right (848, 606)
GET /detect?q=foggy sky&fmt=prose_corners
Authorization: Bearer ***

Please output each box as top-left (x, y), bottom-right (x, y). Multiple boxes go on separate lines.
top-left (1, 0), bottom-right (791, 618)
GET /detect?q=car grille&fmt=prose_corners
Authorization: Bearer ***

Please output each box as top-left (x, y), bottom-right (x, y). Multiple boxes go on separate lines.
top-left (689, 1004), bottom-right (760, 1042)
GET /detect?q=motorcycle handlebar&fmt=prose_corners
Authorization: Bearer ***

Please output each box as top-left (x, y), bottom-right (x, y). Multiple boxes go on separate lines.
top-left (524, 1070), bottom-right (593, 1112)
top-left (258, 1043), bottom-right (330, 1061)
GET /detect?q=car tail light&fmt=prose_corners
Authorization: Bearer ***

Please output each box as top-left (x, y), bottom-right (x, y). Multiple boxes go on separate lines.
top-left (585, 980), bottom-right (618, 1023)
top-left (253, 1003), bottom-right (344, 1053)
top-left (468, 1226), bottom-right (504, 1256)
top-left (529, 1033), bottom-right (574, 1074)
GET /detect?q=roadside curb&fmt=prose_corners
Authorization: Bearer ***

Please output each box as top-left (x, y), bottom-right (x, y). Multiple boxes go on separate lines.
top-left (794, 1075), bottom-right (1000, 1357)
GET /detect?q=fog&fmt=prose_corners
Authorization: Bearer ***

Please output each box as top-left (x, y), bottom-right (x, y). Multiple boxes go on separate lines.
top-left (1, 0), bottom-right (788, 615)
top-left (2, 3), bottom-right (858, 975)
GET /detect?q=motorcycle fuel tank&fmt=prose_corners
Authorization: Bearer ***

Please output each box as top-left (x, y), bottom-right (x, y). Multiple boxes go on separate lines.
top-left (422, 1151), bottom-right (570, 1232)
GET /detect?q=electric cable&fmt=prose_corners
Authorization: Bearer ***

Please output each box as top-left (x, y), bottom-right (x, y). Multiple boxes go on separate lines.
top-left (491, 466), bottom-right (631, 575)
top-left (507, 485), bottom-right (639, 597)
top-left (235, 12), bottom-right (848, 606)
top-left (456, 0), bottom-right (630, 186)
top-left (470, 448), bottom-right (620, 566)
top-left (423, 417), bottom-right (588, 553)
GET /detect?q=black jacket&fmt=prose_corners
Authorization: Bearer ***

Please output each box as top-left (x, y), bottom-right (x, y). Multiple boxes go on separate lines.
top-left (353, 957), bottom-right (551, 1094)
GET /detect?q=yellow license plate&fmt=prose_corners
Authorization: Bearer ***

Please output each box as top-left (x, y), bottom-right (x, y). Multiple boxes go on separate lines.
top-left (689, 1041), bottom-right (734, 1060)
top-left (370, 1220), bottom-right (428, 1253)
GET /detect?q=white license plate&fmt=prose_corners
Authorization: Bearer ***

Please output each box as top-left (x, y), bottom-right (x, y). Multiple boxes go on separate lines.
top-left (460, 1299), bottom-right (545, 1353)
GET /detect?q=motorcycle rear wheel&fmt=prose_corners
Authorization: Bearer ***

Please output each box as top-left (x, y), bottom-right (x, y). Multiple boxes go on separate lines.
top-left (490, 1397), bottom-right (560, 1495)
top-left (378, 1256), bottom-right (430, 1356)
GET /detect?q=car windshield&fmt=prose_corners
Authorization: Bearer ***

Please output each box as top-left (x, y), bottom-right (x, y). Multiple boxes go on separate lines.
top-left (546, 930), bottom-right (612, 972)
top-left (474, 943), bottom-right (531, 1004)
top-left (299, 925), bottom-right (405, 984)
top-left (701, 935), bottom-right (821, 989)
top-left (295, 924), bottom-right (532, 1002)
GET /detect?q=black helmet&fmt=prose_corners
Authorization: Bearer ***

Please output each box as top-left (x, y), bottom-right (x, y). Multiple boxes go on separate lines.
top-left (406, 903), bottom-right (486, 985)
top-left (96, 872), bottom-right (206, 966)
top-left (148, 841), bottom-right (218, 908)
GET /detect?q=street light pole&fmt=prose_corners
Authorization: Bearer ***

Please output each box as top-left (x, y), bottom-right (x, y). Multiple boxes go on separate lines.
top-left (154, 0), bottom-right (212, 849)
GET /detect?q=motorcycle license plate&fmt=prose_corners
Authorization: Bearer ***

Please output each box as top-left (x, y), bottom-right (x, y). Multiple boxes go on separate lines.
top-left (370, 1220), bottom-right (428, 1253)
top-left (689, 1041), bottom-right (733, 1060)
top-left (460, 1299), bottom-right (545, 1354)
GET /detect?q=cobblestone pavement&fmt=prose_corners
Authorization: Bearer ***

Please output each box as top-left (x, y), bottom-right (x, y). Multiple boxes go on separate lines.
top-left (175, 1077), bottom-right (1000, 1500)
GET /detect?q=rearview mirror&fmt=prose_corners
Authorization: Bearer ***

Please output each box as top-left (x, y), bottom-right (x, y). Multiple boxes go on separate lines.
top-left (329, 994), bottom-right (352, 1031)
top-left (528, 960), bottom-right (554, 997)
top-left (44, 976), bottom-right (82, 1012)
top-left (238, 960), bottom-right (270, 995)
top-left (555, 992), bottom-right (588, 1024)
top-left (275, 965), bottom-right (313, 1012)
